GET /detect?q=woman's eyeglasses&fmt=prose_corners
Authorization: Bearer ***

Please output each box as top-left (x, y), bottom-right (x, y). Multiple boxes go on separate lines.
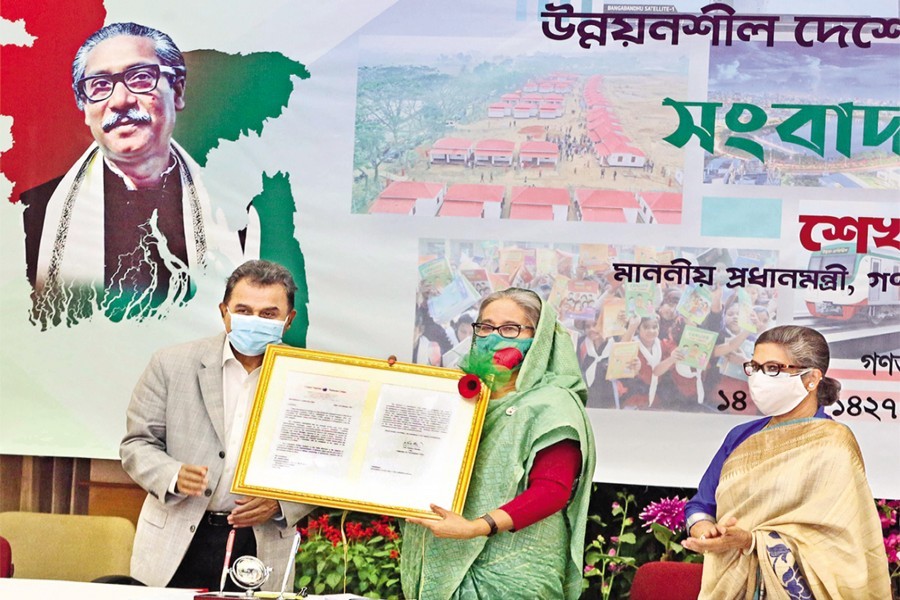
top-left (472, 322), bottom-right (534, 339)
top-left (743, 360), bottom-right (812, 378)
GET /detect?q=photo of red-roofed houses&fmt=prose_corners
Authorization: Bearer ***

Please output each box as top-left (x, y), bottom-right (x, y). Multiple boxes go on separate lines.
top-left (352, 49), bottom-right (687, 224)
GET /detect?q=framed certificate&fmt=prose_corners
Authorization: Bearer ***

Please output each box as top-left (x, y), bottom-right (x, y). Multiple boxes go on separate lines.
top-left (232, 346), bottom-right (490, 520)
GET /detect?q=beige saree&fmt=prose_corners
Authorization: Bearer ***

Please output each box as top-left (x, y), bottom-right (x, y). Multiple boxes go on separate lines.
top-left (699, 418), bottom-right (890, 600)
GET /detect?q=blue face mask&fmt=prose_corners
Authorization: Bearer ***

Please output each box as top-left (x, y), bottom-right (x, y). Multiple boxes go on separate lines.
top-left (227, 311), bottom-right (285, 357)
top-left (472, 334), bottom-right (534, 366)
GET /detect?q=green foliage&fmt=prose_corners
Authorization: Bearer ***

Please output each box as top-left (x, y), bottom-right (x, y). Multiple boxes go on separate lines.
top-left (648, 522), bottom-right (700, 564)
top-left (581, 486), bottom-right (701, 599)
top-left (351, 60), bottom-right (537, 211)
top-left (295, 510), bottom-right (402, 600)
top-left (582, 490), bottom-right (644, 600)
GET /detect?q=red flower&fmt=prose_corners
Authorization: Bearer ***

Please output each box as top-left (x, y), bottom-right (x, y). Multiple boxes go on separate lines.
top-left (389, 549), bottom-right (400, 560)
top-left (325, 527), bottom-right (342, 544)
top-left (458, 374), bottom-right (481, 398)
top-left (493, 347), bottom-right (524, 370)
top-left (346, 522), bottom-right (363, 540)
top-left (313, 515), bottom-right (330, 529)
top-left (374, 521), bottom-right (399, 540)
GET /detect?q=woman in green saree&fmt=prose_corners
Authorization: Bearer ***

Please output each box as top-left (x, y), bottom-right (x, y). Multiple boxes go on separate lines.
top-left (402, 288), bottom-right (596, 600)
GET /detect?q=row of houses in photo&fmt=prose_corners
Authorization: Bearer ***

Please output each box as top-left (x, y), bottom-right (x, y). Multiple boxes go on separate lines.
top-left (487, 72), bottom-right (578, 120)
top-left (523, 73), bottom-right (577, 94)
top-left (488, 93), bottom-right (566, 119)
top-left (583, 75), bottom-right (647, 168)
top-left (368, 180), bottom-right (682, 224)
top-left (429, 138), bottom-right (560, 168)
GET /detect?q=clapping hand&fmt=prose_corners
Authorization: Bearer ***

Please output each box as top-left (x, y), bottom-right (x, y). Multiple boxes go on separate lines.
top-left (682, 517), bottom-right (752, 554)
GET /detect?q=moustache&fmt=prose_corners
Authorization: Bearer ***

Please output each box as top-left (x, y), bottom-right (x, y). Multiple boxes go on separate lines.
top-left (101, 109), bottom-right (152, 133)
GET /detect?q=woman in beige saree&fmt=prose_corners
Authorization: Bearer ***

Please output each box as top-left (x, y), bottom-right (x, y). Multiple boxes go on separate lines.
top-left (682, 325), bottom-right (890, 599)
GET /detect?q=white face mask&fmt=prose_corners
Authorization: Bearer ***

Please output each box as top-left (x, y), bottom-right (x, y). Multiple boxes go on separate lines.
top-left (747, 370), bottom-right (811, 416)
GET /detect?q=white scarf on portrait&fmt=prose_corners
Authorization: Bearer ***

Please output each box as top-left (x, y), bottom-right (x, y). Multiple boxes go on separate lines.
top-left (33, 140), bottom-right (243, 294)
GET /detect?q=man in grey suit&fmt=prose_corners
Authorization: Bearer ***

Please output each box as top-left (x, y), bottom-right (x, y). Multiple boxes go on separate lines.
top-left (121, 260), bottom-right (312, 590)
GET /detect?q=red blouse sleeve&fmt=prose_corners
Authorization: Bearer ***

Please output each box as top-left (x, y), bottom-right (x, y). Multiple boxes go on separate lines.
top-left (499, 439), bottom-right (583, 531)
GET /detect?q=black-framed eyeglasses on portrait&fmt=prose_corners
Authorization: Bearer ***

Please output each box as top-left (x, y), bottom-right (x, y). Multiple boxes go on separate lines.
top-left (743, 360), bottom-right (812, 378)
top-left (75, 64), bottom-right (184, 103)
top-left (472, 322), bottom-right (534, 339)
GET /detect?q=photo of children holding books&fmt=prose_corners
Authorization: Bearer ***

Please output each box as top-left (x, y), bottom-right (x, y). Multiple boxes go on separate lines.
top-left (413, 240), bottom-right (778, 415)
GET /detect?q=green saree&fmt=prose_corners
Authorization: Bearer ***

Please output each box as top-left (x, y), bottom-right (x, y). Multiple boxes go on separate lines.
top-left (401, 301), bottom-right (597, 600)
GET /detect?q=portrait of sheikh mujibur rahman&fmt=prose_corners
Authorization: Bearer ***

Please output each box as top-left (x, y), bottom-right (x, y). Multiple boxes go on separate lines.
top-left (21, 22), bottom-right (243, 328)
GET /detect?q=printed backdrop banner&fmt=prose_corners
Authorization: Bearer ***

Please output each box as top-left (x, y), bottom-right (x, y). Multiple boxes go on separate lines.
top-left (1, 0), bottom-right (898, 497)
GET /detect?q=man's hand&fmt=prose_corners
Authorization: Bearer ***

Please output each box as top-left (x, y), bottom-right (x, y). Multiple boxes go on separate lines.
top-left (406, 504), bottom-right (488, 539)
top-left (176, 464), bottom-right (209, 496)
top-left (682, 517), bottom-right (752, 554)
top-left (229, 497), bottom-right (279, 528)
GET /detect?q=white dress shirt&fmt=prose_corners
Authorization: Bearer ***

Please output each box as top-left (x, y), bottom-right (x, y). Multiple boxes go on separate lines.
top-left (207, 340), bottom-right (262, 511)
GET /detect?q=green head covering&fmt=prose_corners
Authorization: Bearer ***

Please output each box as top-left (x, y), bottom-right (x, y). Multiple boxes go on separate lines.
top-left (515, 299), bottom-right (588, 403)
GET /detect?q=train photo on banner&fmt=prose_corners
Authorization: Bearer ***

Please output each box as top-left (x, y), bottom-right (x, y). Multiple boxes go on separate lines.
top-left (805, 244), bottom-right (900, 323)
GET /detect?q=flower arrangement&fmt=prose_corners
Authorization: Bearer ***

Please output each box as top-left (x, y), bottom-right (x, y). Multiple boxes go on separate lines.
top-left (877, 499), bottom-right (900, 595)
top-left (638, 496), bottom-right (699, 563)
top-left (583, 489), bottom-right (900, 599)
top-left (582, 487), bottom-right (700, 599)
top-left (295, 511), bottom-right (402, 599)
top-left (582, 490), bottom-right (642, 599)
top-left (289, 491), bottom-right (900, 599)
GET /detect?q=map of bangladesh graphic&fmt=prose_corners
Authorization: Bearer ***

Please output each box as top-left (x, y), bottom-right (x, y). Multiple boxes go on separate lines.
top-left (1, 2), bottom-right (311, 345)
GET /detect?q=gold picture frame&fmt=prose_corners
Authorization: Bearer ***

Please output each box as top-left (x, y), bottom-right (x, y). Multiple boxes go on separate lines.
top-left (232, 345), bottom-right (490, 520)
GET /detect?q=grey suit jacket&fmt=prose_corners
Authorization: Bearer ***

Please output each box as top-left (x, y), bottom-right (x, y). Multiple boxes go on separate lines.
top-left (121, 332), bottom-right (313, 589)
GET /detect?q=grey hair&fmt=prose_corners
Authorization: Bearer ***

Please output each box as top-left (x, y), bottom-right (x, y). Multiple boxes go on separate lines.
top-left (478, 287), bottom-right (542, 328)
top-left (72, 22), bottom-right (186, 109)
top-left (756, 325), bottom-right (840, 406)
top-left (223, 260), bottom-right (297, 311)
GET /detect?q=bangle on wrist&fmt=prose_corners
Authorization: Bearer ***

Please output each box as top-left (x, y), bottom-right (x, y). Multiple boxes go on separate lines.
top-left (480, 513), bottom-right (498, 537)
